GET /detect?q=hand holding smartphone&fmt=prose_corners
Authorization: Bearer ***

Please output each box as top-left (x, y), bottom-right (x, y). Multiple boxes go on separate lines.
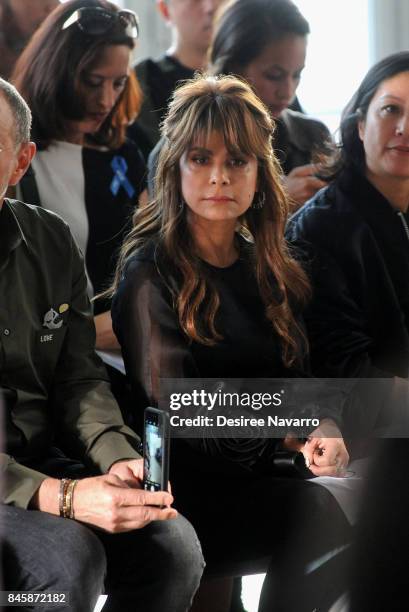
top-left (143, 407), bottom-right (170, 493)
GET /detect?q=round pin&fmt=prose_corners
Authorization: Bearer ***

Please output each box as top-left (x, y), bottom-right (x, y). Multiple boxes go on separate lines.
top-left (59, 303), bottom-right (69, 314)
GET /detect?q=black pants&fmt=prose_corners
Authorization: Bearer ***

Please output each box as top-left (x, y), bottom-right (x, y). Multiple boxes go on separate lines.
top-left (172, 471), bottom-right (351, 612)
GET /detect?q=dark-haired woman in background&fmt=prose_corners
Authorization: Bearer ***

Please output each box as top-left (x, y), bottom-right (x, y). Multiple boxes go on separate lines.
top-left (287, 51), bottom-right (409, 380)
top-left (148, 0), bottom-right (332, 209)
top-left (111, 73), bottom-right (350, 612)
top-left (208, 0), bottom-right (331, 209)
top-left (13, 0), bottom-right (147, 352)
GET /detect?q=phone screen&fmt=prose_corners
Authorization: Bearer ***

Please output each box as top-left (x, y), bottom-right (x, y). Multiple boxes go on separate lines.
top-left (143, 410), bottom-right (167, 491)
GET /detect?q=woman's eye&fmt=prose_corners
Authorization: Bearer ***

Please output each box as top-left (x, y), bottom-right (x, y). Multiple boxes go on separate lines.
top-left (83, 78), bottom-right (102, 89)
top-left (264, 73), bottom-right (282, 82)
top-left (191, 156), bottom-right (208, 165)
top-left (381, 104), bottom-right (400, 115)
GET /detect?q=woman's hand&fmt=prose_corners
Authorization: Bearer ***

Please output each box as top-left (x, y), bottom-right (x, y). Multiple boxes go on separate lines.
top-left (283, 164), bottom-right (327, 211)
top-left (302, 418), bottom-right (350, 477)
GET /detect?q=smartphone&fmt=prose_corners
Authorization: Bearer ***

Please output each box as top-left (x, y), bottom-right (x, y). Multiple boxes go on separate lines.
top-left (143, 407), bottom-right (170, 492)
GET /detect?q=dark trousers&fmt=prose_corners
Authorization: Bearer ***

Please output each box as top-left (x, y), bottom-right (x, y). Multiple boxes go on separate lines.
top-left (1, 505), bottom-right (204, 612)
top-left (1, 451), bottom-right (204, 612)
top-left (172, 472), bottom-right (351, 612)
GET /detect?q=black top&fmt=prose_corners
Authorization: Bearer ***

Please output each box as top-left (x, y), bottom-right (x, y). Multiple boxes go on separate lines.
top-left (287, 167), bottom-right (409, 378)
top-left (18, 139), bottom-right (147, 314)
top-left (112, 240), bottom-right (292, 396)
top-left (111, 238), bottom-right (309, 475)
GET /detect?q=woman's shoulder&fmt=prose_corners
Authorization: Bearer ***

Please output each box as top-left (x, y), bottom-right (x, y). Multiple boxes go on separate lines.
top-left (286, 180), bottom-right (357, 243)
top-left (112, 239), bottom-right (176, 322)
top-left (123, 239), bottom-right (158, 272)
top-left (286, 172), bottom-right (375, 262)
top-left (122, 239), bottom-right (176, 285)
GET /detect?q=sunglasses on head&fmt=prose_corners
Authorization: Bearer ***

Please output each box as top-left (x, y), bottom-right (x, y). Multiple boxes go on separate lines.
top-left (62, 7), bottom-right (139, 39)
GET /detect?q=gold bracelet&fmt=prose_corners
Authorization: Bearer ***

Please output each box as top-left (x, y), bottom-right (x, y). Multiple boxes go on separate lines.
top-left (59, 479), bottom-right (71, 518)
top-left (63, 479), bottom-right (76, 519)
top-left (67, 479), bottom-right (78, 519)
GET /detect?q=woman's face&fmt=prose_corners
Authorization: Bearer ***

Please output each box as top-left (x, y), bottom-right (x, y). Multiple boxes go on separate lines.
top-left (359, 71), bottom-right (409, 182)
top-left (241, 34), bottom-right (307, 118)
top-left (67, 44), bottom-right (131, 144)
top-left (179, 130), bottom-right (258, 225)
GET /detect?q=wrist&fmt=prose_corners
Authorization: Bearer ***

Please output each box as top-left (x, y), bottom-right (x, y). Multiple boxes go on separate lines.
top-left (30, 477), bottom-right (60, 515)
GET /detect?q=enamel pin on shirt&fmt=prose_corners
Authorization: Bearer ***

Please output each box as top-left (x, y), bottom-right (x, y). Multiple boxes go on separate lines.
top-left (42, 304), bottom-right (69, 330)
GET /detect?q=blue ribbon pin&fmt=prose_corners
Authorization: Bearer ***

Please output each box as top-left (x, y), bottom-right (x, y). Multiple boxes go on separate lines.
top-left (110, 156), bottom-right (136, 199)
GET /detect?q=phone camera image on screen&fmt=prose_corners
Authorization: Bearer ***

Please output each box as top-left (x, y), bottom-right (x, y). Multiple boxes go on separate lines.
top-left (144, 421), bottom-right (163, 491)
top-left (143, 408), bottom-right (169, 492)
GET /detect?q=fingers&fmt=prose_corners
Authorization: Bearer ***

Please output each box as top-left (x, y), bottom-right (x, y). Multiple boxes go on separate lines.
top-left (125, 458), bottom-right (145, 487)
top-left (287, 165), bottom-right (326, 190)
top-left (284, 173), bottom-right (327, 208)
top-left (305, 176), bottom-right (327, 192)
top-left (73, 476), bottom-right (177, 533)
top-left (120, 487), bottom-right (174, 508)
top-left (313, 450), bottom-right (349, 476)
top-left (313, 445), bottom-right (338, 467)
top-left (116, 505), bottom-right (178, 532)
top-left (304, 436), bottom-right (350, 476)
top-left (95, 499), bottom-right (178, 533)
top-left (309, 463), bottom-right (347, 478)
top-left (302, 437), bottom-right (320, 467)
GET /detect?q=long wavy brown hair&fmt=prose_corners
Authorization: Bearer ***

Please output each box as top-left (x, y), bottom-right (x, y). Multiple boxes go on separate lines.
top-left (110, 74), bottom-right (310, 367)
top-left (12, 0), bottom-right (141, 150)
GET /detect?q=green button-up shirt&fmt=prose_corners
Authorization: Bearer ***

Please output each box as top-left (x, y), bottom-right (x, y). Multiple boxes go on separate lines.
top-left (0, 199), bottom-right (140, 508)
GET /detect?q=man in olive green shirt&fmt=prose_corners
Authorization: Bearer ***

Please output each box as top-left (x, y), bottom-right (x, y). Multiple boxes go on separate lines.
top-left (0, 78), bottom-right (203, 611)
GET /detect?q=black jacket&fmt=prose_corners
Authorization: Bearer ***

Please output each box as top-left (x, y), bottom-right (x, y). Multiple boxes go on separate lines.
top-left (286, 167), bottom-right (409, 378)
top-left (129, 55), bottom-right (194, 158)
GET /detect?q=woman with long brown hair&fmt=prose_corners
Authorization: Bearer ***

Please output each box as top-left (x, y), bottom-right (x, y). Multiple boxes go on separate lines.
top-left (12, 0), bottom-right (146, 351)
top-left (110, 73), bottom-right (350, 611)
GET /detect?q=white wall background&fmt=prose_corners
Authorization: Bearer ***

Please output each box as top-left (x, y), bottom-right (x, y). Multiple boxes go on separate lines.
top-left (125, 0), bottom-right (170, 62)
top-left (368, 0), bottom-right (409, 62)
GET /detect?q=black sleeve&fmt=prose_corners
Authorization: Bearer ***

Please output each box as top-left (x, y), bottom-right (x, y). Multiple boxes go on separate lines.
top-left (112, 257), bottom-right (199, 412)
top-left (111, 255), bottom-right (315, 475)
top-left (301, 242), bottom-right (388, 378)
